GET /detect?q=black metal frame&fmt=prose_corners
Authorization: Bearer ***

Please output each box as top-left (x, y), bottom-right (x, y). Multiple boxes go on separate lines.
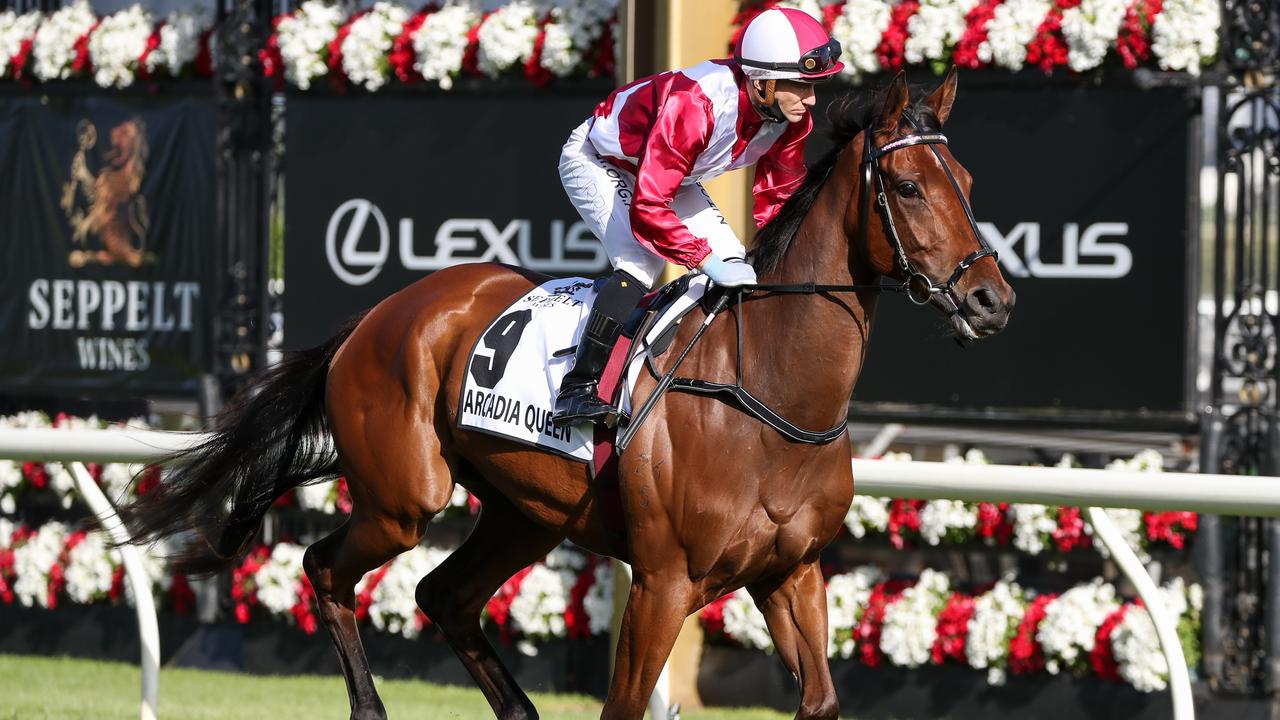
top-left (1199, 0), bottom-right (1280, 697)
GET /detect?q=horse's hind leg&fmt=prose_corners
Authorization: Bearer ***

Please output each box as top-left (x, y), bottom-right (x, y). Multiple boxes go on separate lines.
top-left (304, 509), bottom-right (427, 720)
top-left (416, 493), bottom-right (564, 720)
top-left (748, 561), bottom-right (839, 720)
top-left (602, 573), bottom-right (695, 720)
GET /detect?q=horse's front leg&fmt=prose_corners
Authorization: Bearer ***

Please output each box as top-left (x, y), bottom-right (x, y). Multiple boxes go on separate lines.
top-left (601, 573), bottom-right (694, 720)
top-left (749, 561), bottom-right (839, 720)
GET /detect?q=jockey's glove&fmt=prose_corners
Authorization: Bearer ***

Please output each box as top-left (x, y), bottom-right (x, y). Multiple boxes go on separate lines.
top-left (700, 255), bottom-right (758, 287)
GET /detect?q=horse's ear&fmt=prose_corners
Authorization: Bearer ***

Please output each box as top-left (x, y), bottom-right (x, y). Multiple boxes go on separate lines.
top-left (927, 66), bottom-right (958, 126)
top-left (877, 72), bottom-right (910, 134)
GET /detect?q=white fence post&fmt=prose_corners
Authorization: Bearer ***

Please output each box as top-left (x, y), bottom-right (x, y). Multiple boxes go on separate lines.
top-left (65, 462), bottom-right (160, 720)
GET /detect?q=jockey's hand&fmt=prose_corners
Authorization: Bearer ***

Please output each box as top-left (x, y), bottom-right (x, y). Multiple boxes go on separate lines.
top-left (699, 255), bottom-right (757, 287)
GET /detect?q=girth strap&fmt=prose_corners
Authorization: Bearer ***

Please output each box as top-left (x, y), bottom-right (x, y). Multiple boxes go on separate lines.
top-left (667, 377), bottom-right (849, 444)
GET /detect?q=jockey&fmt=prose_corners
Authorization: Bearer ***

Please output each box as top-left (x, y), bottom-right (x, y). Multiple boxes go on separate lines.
top-left (553, 7), bottom-right (844, 425)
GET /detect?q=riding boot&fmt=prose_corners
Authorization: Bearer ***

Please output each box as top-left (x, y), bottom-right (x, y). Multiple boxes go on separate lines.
top-left (553, 271), bottom-right (646, 426)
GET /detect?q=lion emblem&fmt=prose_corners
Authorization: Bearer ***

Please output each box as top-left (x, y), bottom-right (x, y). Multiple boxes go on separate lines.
top-left (60, 118), bottom-right (154, 268)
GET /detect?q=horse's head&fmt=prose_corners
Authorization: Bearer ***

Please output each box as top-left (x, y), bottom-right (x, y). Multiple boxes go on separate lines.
top-left (850, 70), bottom-right (1015, 340)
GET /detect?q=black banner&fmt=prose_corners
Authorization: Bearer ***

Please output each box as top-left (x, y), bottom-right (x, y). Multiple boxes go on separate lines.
top-left (284, 82), bottom-right (1196, 423)
top-left (285, 91), bottom-right (612, 349)
top-left (0, 95), bottom-right (215, 396)
top-left (811, 83), bottom-right (1197, 421)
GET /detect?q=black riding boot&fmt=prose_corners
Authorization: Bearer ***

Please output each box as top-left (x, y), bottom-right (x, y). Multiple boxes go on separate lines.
top-left (553, 271), bottom-right (646, 426)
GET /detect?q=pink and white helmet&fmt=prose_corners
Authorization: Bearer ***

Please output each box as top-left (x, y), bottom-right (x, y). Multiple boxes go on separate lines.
top-left (735, 8), bottom-right (844, 81)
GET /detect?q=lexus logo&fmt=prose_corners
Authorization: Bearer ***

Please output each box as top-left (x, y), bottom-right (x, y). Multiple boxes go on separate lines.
top-left (326, 199), bottom-right (390, 286)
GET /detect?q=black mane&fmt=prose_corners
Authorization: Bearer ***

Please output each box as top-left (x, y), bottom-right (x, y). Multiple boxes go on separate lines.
top-left (748, 84), bottom-right (943, 276)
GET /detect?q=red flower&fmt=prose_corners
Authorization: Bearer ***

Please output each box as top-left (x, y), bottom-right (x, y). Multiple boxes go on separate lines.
top-left (523, 14), bottom-right (554, 88)
top-left (565, 556), bottom-right (602, 639)
top-left (292, 575), bottom-right (319, 634)
top-left (170, 573), bottom-right (197, 615)
top-left (976, 502), bottom-right (1013, 545)
top-left (108, 565), bottom-right (126, 602)
top-left (486, 565), bottom-right (533, 643)
top-left (700, 594), bottom-right (729, 641)
top-left (336, 477), bottom-right (353, 515)
top-left (136, 466), bottom-right (161, 497)
top-left (1009, 594), bottom-right (1055, 675)
top-left (136, 22), bottom-right (165, 82)
top-left (327, 10), bottom-right (368, 93)
top-left (1143, 511), bottom-right (1198, 549)
top-left (24, 462), bottom-right (47, 489)
top-left (462, 11), bottom-right (494, 77)
top-left (355, 564), bottom-right (390, 621)
top-left (878, 1), bottom-right (920, 72)
top-left (590, 19), bottom-right (616, 79)
top-left (389, 8), bottom-right (435, 84)
top-left (1052, 506), bottom-right (1091, 552)
top-left (855, 579), bottom-right (910, 667)
top-left (953, 0), bottom-right (1003, 69)
top-left (887, 499), bottom-right (924, 549)
top-left (1091, 604), bottom-right (1128, 681)
top-left (229, 545), bottom-right (271, 622)
top-left (195, 29), bottom-right (214, 77)
top-left (1116, 0), bottom-right (1162, 69)
top-left (71, 21), bottom-right (102, 77)
top-left (1025, 0), bottom-right (1080, 74)
top-left (11, 37), bottom-right (35, 81)
top-left (932, 592), bottom-right (976, 664)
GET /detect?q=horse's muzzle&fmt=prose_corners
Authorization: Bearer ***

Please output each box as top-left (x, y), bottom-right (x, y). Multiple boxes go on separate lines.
top-left (962, 284), bottom-right (1015, 337)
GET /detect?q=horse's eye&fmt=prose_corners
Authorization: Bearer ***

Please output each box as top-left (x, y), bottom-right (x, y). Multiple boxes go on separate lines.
top-left (898, 181), bottom-right (920, 198)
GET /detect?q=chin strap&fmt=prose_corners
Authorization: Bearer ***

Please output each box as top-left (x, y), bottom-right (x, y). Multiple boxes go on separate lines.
top-left (748, 79), bottom-right (787, 123)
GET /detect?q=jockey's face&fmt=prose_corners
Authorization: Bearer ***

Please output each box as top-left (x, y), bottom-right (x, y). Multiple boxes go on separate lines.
top-left (772, 80), bottom-right (817, 123)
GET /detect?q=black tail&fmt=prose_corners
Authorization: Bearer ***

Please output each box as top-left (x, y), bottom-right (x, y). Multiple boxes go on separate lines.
top-left (117, 314), bottom-right (365, 575)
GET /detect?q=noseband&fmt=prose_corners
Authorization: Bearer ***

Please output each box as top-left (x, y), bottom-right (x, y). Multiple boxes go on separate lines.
top-left (860, 113), bottom-right (998, 314)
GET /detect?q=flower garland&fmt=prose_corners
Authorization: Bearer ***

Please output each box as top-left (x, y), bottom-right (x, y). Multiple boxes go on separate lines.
top-left (14, 0), bottom-right (211, 85)
top-left (338, 2), bottom-right (409, 92)
top-left (734, 0), bottom-right (1218, 77)
top-left (848, 450), bottom-right (1198, 556)
top-left (702, 567), bottom-right (1202, 693)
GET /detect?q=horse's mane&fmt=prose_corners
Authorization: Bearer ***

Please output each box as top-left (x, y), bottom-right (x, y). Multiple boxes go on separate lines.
top-left (749, 85), bottom-right (943, 275)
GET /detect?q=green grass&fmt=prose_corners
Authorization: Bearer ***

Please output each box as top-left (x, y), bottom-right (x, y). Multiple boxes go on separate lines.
top-left (0, 654), bottom-right (793, 720)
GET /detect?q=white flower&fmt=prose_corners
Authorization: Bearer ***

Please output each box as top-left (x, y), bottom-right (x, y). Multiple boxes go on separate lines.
top-left (13, 522), bottom-right (68, 608)
top-left (32, 0), bottom-right (96, 81)
top-left (411, 1), bottom-right (480, 90)
top-left (146, 9), bottom-right (206, 77)
top-left (64, 532), bottom-right (116, 604)
top-left (844, 495), bottom-right (890, 538)
top-left (1060, 0), bottom-right (1128, 72)
top-left (44, 463), bottom-right (77, 509)
top-left (1150, 0), bottom-right (1218, 75)
top-left (967, 579), bottom-right (1025, 680)
top-left (475, 0), bottom-right (539, 79)
top-left (508, 562), bottom-right (575, 647)
top-left (832, 0), bottom-right (892, 80)
top-left (448, 482), bottom-right (470, 509)
top-left (581, 561), bottom-right (613, 635)
top-left (880, 568), bottom-right (948, 667)
top-left (368, 545), bottom-right (449, 638)
top-left (826, 566), bottom-right (882, 659)
top-left (539, 0), bottom-right (615, 78)
top-left (919, 499), bottom-right (977, 545)
top-left (1110, 578), bottom-right (1201, 692)
top-left (1010, 503), bottom-right (1056, 555)
top-left (276, 0), bottom-right (349, 90)
top-left (0, 10), bottom-right (42, 78)
top-left (100, 463), bottom-right (144, 505)
top-left (254, 543), bottom-right (306, 616)
top-left (1037, 579), bottom-right (1119, 674)
top-left (722, 587), bottom-right (773, 652)
top-left (980, 0), bottom-right (1052, 70)
top-left (340, 2), bottom-right (408, 91)
top-left (905, 0), bottom-right (979, 65)
top-left (89, 5), bottom-right (152, 88)
top-left (296, 478), bottom-right (339, 514)
top-left (0, 518), bottom-right (13, 548)
top-left (1088, 507), bottom-right (1148, 563)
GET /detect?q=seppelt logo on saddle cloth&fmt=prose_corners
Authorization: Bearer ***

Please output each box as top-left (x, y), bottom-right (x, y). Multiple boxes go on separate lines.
top-left (24, 118), bottom-right (201, 373)
top-left (324, 199), bottom-right (609, 285)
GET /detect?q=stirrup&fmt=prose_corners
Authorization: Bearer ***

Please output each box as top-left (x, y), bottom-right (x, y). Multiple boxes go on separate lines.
top-left (553, 388), bottom-right (624, 428)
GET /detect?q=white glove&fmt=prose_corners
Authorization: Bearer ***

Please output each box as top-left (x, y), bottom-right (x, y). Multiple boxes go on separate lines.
top-left (700, 255), bottom-right (757, 287)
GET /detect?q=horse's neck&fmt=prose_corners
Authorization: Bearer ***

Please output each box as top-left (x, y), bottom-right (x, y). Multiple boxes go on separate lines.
top-left (743, 146), bottom-right (877, 429)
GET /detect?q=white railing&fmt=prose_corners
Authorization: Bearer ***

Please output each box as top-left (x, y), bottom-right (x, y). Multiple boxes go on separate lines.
top-left (3, 429), bottom-right (1274, 720)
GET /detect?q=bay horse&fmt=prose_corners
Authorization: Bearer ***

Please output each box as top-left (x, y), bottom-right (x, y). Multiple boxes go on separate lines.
top-left (121, 70), bottom-right (1013, 720)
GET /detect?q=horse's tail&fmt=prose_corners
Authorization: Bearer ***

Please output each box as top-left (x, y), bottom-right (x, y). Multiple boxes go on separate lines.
top-left (117, 313), bottom-right (366, 575)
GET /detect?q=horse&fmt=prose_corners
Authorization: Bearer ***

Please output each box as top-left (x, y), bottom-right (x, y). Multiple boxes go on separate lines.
top-left (120, 70), bottom-right (1014, 720)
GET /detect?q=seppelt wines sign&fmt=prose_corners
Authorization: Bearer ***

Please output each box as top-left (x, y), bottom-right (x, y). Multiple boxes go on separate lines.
top-left (286, 81), bottom-right (1196, 424)
top-left (285, 93), bottom-right (612, 349)
top-left (0, 95), bottom-right (214, 396)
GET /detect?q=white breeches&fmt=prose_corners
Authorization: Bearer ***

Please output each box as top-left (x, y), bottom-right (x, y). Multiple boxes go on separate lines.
top-left (558, 118), bottom-right (746, 289)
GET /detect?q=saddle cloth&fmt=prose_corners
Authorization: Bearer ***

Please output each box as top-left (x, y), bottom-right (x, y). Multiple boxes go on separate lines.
top-left (456, 275), bottom-right (710, 465)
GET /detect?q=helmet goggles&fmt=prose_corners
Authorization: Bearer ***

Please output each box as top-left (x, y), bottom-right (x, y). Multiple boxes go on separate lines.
top-left (738, 38), bottom-right (843, 80)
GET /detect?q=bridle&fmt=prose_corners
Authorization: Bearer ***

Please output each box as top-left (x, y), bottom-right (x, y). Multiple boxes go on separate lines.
top-left (859, 112), bottom-right (998, 315)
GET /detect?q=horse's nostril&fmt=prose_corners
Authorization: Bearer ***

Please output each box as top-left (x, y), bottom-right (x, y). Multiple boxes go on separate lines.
top-left (969, 288), bottom-right (1001, 316)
